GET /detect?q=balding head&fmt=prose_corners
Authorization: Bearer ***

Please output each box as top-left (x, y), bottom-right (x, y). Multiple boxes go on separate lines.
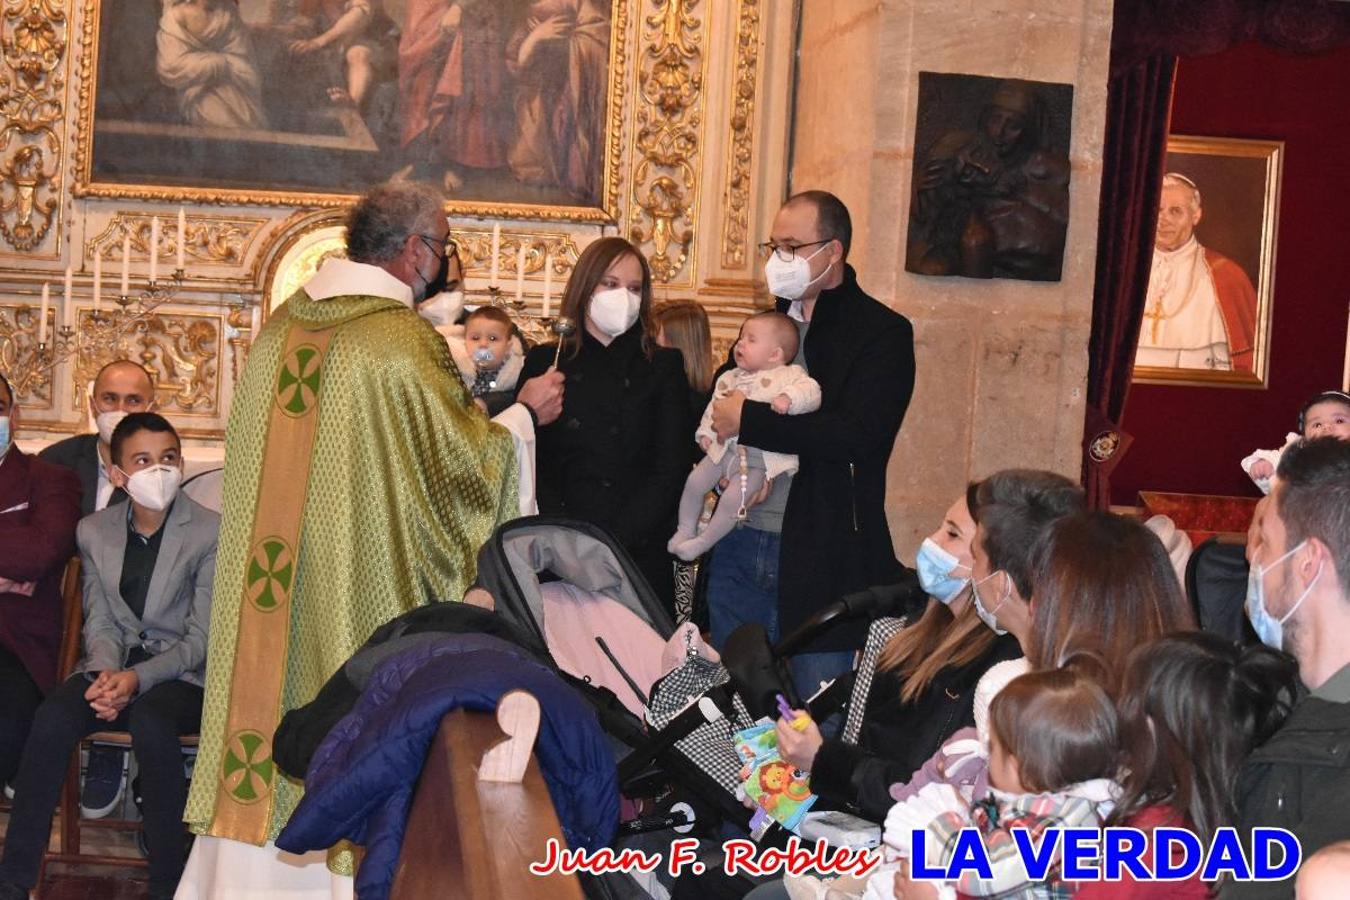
top-left (90, 361), bottom-right (154, 442)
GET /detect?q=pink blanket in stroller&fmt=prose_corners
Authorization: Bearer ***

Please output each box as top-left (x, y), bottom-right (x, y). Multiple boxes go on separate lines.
top-left (541, 581), bottom-right (669, 718)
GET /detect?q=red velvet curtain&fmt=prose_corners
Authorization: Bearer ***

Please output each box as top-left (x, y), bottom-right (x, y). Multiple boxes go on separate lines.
top-left (1082, 0), bottom-right (1350, 508)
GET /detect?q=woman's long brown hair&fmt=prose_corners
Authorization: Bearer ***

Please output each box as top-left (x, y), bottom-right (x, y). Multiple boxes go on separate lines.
top-left (876, 482), bottom-right (991, 703)
top-left (876, 599), bottom-right (998, 704)
top-left (653, 300), bottom-right (714, 393)
top-left (557, 237), bottom-right (655, 361)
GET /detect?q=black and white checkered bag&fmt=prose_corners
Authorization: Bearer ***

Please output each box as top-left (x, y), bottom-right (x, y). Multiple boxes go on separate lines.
top-left (647, 649), bottom-right (755, 795)
top-left (840, 616), bottom-right (908, 745)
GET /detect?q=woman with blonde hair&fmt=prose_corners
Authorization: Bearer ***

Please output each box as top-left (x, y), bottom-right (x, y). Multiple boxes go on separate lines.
top-left (653, 300), bottom-right (714, 467)
top-left (774, 484), bottom-right (1023, 821)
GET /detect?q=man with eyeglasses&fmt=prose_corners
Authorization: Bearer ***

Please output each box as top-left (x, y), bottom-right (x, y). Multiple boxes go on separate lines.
top-left (710, 190), bottom-right (916, 702)
top-left (180, 181), bottom-right (565, 886)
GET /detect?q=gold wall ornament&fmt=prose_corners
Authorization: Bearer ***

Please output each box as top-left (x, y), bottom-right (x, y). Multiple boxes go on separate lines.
top-left (226, 303), bottom-right (253, 385)
top-left (73, 309), bottom-right (221, 418)
top-left (0, 303), bottom-right (54, 406)
top-left (721, 0), bottom-right (760, 270)
top-left (89, 214), bottom-right (268, 268)
top-left (629, 0), bottom-right (706, 284)
top-left (455, 230), bottom-right (581, 284)
top-left (0, 0), bottom-right (68, 252)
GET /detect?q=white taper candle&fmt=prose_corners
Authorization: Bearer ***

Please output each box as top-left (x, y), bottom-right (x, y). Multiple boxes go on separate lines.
top-left (489, 224), bottom-right (501, 287)
top-left (176, 207), bottom-right (186, 271)
top-left (149, 217), bottom-right (161, 283)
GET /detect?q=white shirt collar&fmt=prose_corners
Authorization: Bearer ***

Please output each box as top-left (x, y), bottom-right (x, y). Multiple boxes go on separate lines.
top-left (786, 300), bottom-right (806, 323)
top-left (304, 258), bottom-right (414, 308)
top-left (1153, 235), bottom-right (1200, 263)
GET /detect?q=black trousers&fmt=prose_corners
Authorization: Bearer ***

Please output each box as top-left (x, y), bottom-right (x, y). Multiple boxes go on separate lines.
top-left (0, 645), bottom-right (43, 786)
top-left (0, 674), bottom-right (203, 893)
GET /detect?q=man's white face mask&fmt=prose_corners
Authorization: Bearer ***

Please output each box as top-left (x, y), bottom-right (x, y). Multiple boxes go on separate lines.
top-left (418, 290), bottom-right (465, 328)
top-left (95, 410), bottom-right (128, 445)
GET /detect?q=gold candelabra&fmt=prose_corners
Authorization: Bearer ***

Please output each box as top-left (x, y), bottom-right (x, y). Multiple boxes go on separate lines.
top-left (480, 285), bottom-right (575, 360)
top-left (3, 269), bottom-right (186, 401)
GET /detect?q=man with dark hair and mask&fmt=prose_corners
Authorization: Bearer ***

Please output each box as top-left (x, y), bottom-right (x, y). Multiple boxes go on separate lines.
top-left (710, 190), bottom-right (916, 703)
top-left (181, 181), bottom-right (563, 883)
top-left (1226, 437), bottom-right (1350, 900)
top-left (0, 412), bottom-right (217, 900)
top-left (0, 372), bottom-right (81, 800)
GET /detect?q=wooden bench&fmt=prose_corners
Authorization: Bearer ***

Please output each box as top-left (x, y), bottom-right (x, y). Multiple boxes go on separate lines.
top-left (391, 692), bottom-right (585, 900)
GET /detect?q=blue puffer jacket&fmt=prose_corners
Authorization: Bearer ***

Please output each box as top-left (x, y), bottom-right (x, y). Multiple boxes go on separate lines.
top-left (276, 633), bottom-right (618, 899)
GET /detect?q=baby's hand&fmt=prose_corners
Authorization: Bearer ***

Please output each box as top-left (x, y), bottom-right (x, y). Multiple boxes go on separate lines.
top-left (1249, 459), bottom-right (1275, 480)
top-left (699, 436), bottom-right (713, 452)
top-left (770, 393), bottom-right (792, 415)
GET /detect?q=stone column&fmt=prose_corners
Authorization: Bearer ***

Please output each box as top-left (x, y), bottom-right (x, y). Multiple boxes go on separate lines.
top-left (791, 0), bottom-right (1112, 559)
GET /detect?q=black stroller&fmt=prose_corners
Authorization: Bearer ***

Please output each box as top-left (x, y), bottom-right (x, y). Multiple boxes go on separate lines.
top-left (473, 516), bottom-right (769, 842)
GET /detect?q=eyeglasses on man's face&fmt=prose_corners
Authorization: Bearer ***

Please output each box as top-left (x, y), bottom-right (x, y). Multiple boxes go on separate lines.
top-left (756, 239), bottom-right (832, 262)
top-left (413, 234), bottom-right (459, 260)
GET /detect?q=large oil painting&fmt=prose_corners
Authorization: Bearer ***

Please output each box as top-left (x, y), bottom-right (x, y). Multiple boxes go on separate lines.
top-left (74, 0), bottom-right (622, 219)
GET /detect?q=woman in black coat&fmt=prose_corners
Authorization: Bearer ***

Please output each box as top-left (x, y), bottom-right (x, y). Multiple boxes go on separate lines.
top-left (774, 485), bottom-right (1022, 822)
top-left (518, 237), bottom-right (688, 609)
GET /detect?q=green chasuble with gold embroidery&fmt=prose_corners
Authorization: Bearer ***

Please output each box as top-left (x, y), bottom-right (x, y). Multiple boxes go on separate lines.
top-left (184, 284), bottom-right (518, 844)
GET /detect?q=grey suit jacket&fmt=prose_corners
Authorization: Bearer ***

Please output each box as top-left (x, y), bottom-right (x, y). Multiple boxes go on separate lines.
top-left (76, 494), bottom-right (220, 691)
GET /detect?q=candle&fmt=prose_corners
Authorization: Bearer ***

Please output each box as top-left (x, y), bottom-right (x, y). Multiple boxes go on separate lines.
top-left (38, 283), bottom-right (49, 345)
top-left (176, 207), bottom-right (186, 271)
top-left (149, 217), bottom-right (161, 283)
top-left (541, 252), bottom-right (553, 318)
top-left (489, 224), bottom-right (501, 287)
top-left (514, 243), bottom-right (526, 304)
top-left (92, 251), bottom-right (102, 313)
top-left (62, 265), bottom-right (73, 328)
top-left (120, 232), bottom-right (131, 296)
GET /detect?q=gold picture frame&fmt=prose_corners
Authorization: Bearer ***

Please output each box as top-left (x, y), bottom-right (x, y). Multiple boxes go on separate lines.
top-left (71, 0), bottom-right (629, 223)
top-left (1132, 135), bottom-right (1283, 388)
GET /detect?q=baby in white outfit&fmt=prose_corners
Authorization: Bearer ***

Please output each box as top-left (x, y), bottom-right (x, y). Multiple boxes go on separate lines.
top-left (1241, 390), bottom-right (1350, 494)
top-left (668, 311), bottom-right (820, 562)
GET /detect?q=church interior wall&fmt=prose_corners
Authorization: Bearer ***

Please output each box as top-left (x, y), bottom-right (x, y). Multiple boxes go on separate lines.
top-left (788, 0), bottom-right (1113, 562)
top-left (1111, 40), bottom-right (1350, 505)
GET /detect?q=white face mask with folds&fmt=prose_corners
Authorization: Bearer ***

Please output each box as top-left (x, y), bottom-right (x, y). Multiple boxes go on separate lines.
top-left (588, 287), bottom-right (642, 337)
top-left (118, 464), bottom-right (182, 512)
top-left (764, 244), bottom-right (832, 300)
top-left (417, 289), bottom-right (465, 328)
top-left (95, 409), bottom-right (128, 445)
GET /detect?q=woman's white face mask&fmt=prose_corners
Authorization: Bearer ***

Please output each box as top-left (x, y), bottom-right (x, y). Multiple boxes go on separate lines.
top-left (588, 287), bottom-right (642, 338)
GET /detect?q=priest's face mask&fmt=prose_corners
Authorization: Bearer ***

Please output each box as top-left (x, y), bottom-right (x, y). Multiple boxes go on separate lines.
top-left (1155, 183), bottom-right (1203, 253)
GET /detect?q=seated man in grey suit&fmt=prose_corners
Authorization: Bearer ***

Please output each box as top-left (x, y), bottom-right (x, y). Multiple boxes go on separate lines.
top-left (0, 412), bottom-right (218, 900)
top-left (39, 359), bottom-right (155, 517)
top-left (39, 359), bottom-right (155, 817)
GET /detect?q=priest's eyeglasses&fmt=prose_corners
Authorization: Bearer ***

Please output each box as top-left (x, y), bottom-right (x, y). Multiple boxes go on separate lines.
top-left (757, 239), bottom-right (832, 262)
top-left (413, 234), bottom-right (459, 260)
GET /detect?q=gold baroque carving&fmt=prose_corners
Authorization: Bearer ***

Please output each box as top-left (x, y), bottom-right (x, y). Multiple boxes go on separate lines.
top-left (0, 0), bottom-right (68, 252)
top-left (629, 0), bottom-right (706, 283)
top-left (73, 309), bottom-right (221, 418)
top-left (88, 214), bottom-right (268, 268)
top-left (721, 0), bottom-right (759, 270)
top-left (0, 303), bottom-right (55, 406)
top-left (454, 229), bottom-right (582, 282)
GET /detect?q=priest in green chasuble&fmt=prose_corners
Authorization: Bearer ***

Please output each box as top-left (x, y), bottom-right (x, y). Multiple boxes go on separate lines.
top-left (179, 181), bottom-right (564, 887)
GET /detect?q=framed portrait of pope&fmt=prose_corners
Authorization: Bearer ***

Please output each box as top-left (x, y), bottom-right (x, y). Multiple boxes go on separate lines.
top-left (1133, 136), bottom-right (1283, 388)
top-left (72, 0), bottom-right (624, 222)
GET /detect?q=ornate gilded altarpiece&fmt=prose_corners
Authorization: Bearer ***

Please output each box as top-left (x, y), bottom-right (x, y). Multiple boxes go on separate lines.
top-left (0, 0), bottom-right (792, 441)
